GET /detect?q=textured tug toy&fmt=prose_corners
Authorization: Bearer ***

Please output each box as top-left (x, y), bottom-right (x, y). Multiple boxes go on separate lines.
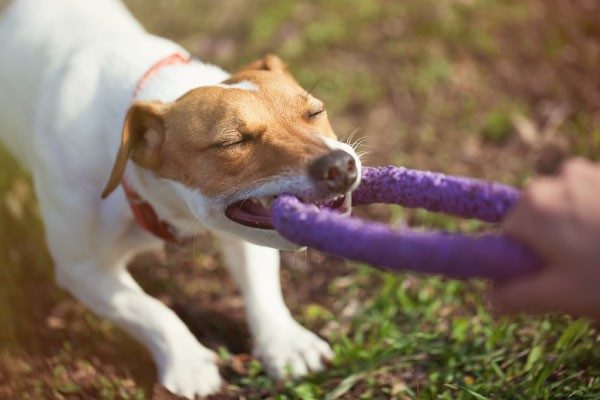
top-left (271, 166), bottom-right (541, 280)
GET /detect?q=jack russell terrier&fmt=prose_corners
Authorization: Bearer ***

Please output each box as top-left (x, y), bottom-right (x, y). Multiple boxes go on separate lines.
top-left (0, 0), bottom-right (361, 397)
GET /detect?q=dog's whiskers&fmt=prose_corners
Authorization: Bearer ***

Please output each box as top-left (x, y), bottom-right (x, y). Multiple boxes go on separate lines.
top-left (343, 126), bottom-right (362, 146)
top-left (244, 174), bottom-right (284, 187)
top-left (222, 173), bottom-right (288, 199)
top-left (138, 180), bottom-right (170, 199)
top-left (304, 77), bottom-right (323, 101)
top-left (191, 221), bottom-right (201, 261)
top-left (356, 151), bottom-right (372, 161)
top-left (179, 217), bottom-right (200, 238)
top-left (349, 136), bottom-right (369, 151)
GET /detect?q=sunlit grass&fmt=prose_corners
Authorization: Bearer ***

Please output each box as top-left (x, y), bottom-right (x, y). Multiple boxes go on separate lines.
top-left (1, 0), bottom-right (599, 398)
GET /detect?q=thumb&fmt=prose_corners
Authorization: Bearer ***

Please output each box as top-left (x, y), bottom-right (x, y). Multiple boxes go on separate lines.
top-left (488, 269), bottom-right (588, 317)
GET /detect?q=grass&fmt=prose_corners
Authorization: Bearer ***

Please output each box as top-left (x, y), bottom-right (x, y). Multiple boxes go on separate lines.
top-left (264, 272), bottom-right (599, 399)
top-left (1, 0), bottom-right (599, 398)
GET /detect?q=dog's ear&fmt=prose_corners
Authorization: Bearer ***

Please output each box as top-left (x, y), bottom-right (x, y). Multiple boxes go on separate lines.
top-left (241, 54), bottom-right (287, 73)
top-left (101, 101), bottom-right (168, 198)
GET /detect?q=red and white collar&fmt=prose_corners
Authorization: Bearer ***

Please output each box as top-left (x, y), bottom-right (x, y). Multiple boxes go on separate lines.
top-left (123, 52), bottom-right (190, 242)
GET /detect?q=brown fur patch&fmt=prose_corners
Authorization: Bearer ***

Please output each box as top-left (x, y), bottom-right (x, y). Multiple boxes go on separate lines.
top-left (0, 0), bottom-right (13, 15)
top-left (104, 55), bottom-right (338, 198)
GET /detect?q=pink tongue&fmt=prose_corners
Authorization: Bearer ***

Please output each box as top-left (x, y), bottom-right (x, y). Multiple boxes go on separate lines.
top-left (241, 201), bottom-right (271, 218)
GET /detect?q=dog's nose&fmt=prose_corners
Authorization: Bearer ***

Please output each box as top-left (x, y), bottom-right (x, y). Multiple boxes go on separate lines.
top-left (308, 150), bottom-right (358, 193)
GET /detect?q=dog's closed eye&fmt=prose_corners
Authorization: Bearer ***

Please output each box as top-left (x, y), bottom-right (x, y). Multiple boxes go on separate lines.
top-left (308, 108), bottom-right (325, 119)
top-left (211, 133), bottom-right (253, 148)
top-left (306, 97), bottom-right (325, 119)
top-left (212, 124), bottom-right (267, 149)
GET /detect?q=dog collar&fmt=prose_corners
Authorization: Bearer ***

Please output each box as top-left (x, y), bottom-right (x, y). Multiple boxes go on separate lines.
top-left (122, 180), bottom-right (178, 241)
top-left (123, 52), bottom-right (190, 242)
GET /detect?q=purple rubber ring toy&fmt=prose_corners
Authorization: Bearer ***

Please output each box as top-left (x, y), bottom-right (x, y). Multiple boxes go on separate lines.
top-left (271, 166), bottom-right (541, 280)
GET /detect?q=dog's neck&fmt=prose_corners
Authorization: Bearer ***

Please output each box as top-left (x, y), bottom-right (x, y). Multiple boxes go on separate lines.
top-left (125, 165), bottom-right (193, 236)
top-left (123, 59), bottom-right (231, 238)
top-left (134, 59), bottom-right (230, 103)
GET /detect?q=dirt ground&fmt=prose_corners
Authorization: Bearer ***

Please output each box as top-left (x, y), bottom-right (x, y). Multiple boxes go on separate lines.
top-left (1, 0), bottom-right (599, 399)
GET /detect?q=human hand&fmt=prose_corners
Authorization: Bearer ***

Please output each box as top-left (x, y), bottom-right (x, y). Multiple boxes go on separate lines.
top-left (489, 158), bottom-right (600, 320)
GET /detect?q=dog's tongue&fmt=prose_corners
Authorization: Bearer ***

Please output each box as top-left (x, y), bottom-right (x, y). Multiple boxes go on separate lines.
top-left (225, 199), bottom-right (272, 229)
top-left (225, 195), bottom-right (350, 230)
top-left (241, 200), bottom-right (271, 217)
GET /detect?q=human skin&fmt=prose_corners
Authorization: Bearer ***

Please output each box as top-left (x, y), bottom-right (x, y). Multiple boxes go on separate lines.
top-left (489, 158), bottom-right (600, 320)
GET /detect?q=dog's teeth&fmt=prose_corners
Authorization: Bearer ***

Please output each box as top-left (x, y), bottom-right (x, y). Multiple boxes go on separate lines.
top-left (342, 193), bottom-right (352, 215)
top-left (257, 196), bottom-right (271, 209)
top-left (344, 193), bottom-right (352, 208)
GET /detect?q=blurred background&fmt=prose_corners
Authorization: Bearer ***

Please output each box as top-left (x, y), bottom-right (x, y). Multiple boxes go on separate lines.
top-left (1, 0), bottom-right (599, 398)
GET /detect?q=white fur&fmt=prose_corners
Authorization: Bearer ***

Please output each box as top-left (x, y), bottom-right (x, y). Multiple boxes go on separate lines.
top-left (215, 80), bottom-right (259, 91)
top-left (219, 236), bottom-right (333, 379)
top-left (0, 1), bottom-right (360, 398)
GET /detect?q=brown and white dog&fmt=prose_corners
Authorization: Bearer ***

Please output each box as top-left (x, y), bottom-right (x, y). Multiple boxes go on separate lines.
top-left (0, 0), bottom-right (361, 397)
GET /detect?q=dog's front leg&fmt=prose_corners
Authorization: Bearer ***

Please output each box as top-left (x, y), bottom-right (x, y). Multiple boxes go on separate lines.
top-left (53, 258), bottom-right (222, 398)
top-left (219, 237), bottom-right (333, 379)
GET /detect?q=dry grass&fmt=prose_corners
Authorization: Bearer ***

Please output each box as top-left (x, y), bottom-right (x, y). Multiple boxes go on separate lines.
top-left (0, 0), bottom-right (599, 398)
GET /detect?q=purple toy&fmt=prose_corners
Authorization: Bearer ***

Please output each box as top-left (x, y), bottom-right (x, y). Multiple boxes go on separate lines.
top-left (271, 166), bottom-right (541, 279)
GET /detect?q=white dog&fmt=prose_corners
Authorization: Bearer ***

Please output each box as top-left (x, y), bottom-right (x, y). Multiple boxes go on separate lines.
top-left (0, 0), bottom-right (361, 397)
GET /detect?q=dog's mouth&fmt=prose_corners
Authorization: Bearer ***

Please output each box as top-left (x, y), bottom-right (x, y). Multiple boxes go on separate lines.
top-left (225, 194), bottom-right (350, 229)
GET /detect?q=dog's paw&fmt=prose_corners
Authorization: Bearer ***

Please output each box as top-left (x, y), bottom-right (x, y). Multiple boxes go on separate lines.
top-left (159, 346), bottom-right (222, 399)
top-left (253, 321), bottom-right (334, 379)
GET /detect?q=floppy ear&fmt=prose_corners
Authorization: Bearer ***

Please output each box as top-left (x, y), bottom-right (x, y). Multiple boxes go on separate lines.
top-left (241, 54), bottom-right (287, 73)
top-left (101, 101), bottom-right (168, 198)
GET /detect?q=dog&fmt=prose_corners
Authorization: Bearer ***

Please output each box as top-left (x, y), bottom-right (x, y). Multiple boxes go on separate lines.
top-left (0, 0), bottom-right (361, 397)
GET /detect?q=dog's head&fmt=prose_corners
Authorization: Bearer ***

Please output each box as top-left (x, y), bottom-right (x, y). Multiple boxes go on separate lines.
top-left (102, 54), bottom-right (361, 249)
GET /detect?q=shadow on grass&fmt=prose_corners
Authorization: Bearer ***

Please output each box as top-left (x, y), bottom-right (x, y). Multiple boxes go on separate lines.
top-left (0, 145), bottom-right (255, 398)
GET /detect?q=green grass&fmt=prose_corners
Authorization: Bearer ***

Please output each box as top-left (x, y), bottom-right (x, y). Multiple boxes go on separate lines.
top-left (1, 0), bottom-right (600, 398)
top-left (253, 271), bottom-right (600, 399)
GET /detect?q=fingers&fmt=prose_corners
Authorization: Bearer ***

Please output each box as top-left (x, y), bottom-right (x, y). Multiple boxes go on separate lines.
top-left (503, 157), bottom-right (600, 265)
top-left (503, 156), bottom-right (598, 241)
top-left (502, 177), bottom-right (566, 260)
top-left (489, 270), bottom-right (567, 315)
top-left (558, 157), bottom-right (597, 178)
top-left (491, 157), bottom-right (600, 322)
top-left (488, 269), bottom-right (600, 320)
top-left (560, 158), bottom-right (600, 226)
